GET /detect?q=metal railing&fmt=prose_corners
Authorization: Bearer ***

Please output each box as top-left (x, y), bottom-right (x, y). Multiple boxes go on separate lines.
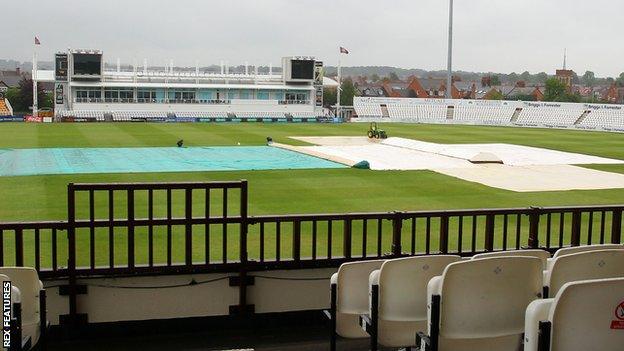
top-left (0, 181), bottom-right (622, 325)
top-left (74, 98), bottom-right (232, 105)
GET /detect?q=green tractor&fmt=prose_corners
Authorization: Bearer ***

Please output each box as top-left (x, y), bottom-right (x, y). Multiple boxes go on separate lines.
top-left (367, 122), bottom-right (387, 139)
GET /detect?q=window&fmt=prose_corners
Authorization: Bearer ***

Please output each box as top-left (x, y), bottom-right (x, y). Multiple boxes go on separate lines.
top-left (137, 90), bottom-right (157, 101)
top-left (75, 89), bottom-right (101, 100)
top-left (285, 92), bottom-right (308, 102)
top-left (174, 91), bottom-right (195, 101)
top-left (257, 91), bottom-right (269, 100)
top-left (104, 88), bottom-right (133, 101)
top-left (104, 90), bottom-right (118, 99)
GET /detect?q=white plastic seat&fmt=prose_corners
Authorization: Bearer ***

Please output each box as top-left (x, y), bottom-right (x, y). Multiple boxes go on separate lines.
top-left (547, 243), bottom-right (624, 268)
top-left (419, 257), bottom-right (543, 351)
top-left (544, 249), bottom-right (624, 297)
top-left (367, 255), bottom-right (461, 348)
top-left (0, 267), bottom-right (45, 349)
top-left (525, 277), bottom-right (624, 351)
top-left (328, 259), bottom-right (384, 346)
top-left (0, 273), bottom-right (21, 351)
top-left (472, 249), bottom-right (551, 269)
top-left (553, 243), bottom-right (624, 258)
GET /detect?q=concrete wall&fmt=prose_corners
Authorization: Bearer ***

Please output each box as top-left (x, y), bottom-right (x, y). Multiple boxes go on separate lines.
top-left (43, 268), bottom-right (335, 325)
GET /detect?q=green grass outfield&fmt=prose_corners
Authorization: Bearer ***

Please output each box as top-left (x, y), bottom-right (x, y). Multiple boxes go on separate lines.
top-left (1, 122), bottom-right (623, 268)
top-left (2, 122), bottom-right (624, 220)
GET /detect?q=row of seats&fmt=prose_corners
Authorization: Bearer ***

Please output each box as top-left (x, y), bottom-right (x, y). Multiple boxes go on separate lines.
top-left (453, 104), bottom-right (517, 124)
top-left (0, 267), bottom-right (47, 351)
top-left (353, 100), bottom-right (383, 117)
top-left (235, 111), bottom-right (286, 119)
top-left (383, 104), bottom-right (448, 122)
top-left (580, 108), bottom-right (624, 130)
top-left (0, 99), bottom-right (11, 116)
top-left (353, 98), bottom-right (624, 131)
top-left (57, 111), bottom-right (320, 121)
top-left (291, 111), bottom-right (318, 118)
top-left (515, 105), bottom-right (585, 127)
top-left (327, 244), bottom-right (624, 351)
top-left (175, 111), bottom-right (229, 118)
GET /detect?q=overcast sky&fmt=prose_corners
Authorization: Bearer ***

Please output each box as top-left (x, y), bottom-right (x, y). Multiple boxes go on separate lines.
top-left (3, 0), bottom-right (623, 77)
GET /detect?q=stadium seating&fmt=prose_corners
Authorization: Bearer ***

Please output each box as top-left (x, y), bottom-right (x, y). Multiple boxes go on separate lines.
top-left (234, 111), bottom-right (286, 119)
top-left (472, 249), bottom-right (551, 269)
top-left (327, 260), bottom-right (384, 350)
top-left (290, 111), bottom-right (317, 119)
top-left (417, 257), bottom-right (543, 351)
top-left (515, 103), bottom-right (585, 127)
top-left (453, 102), bottom-right (517, 125)
top-left (111, 111), bottom-right (167, 121)
top-left (354, 99), bottom-right (383, 118)
top-left (524, 277), bottom-right (624, 351)
top-left (580, 105), bottom-right (624, 130)
top-left (543, 249), bottom-right (624, 297)
top-left (0, 267), bottom-right (47, 350)
top-left (60, 110), bottom-right (106, 121)
top-left (175, 111), bottom-right (229, 119)
top-left (362, 255), bottom-right (461, 350)
top-left (352, 97), bottom-right (624, 132)
top-left (0, 99), bottom-right (11, 116)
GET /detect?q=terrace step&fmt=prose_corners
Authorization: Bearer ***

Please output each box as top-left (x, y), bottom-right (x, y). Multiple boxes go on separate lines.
top-left (574, 110), bottom-right (590, 125)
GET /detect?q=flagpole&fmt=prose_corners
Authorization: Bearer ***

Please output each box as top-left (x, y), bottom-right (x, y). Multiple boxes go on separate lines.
top-left (445, 0), bottom-right (454, 99)
top-left (32, 39), bottom-right (38, 117)
top-left (336, 52), bottom-right (341, 119)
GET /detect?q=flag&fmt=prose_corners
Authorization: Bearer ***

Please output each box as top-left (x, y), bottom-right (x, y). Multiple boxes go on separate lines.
top-left (34, 36), bottom-right (41, 45)
top-left (340, 46), bottom-right (349, 54)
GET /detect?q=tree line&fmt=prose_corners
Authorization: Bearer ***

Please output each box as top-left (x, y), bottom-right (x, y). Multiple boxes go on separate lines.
top-left (4, 77), bottom-right (53, 114)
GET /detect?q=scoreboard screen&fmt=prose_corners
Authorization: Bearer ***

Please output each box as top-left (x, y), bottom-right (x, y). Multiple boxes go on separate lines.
top-left (73, 53), bottom-right (102, 76)
top-left (291, 60), bottom-right (315, 80)
top-left (55, 54), bottom-right (68, 80)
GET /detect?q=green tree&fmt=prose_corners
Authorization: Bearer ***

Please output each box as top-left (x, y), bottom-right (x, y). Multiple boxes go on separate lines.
top-left (387, 72), bottom-right (399, 82)
top-left (535, 72), bottom-right (549, 84)
top-left (490, 75), bottom-right (501, 86)
top-left (4, 87), bottom-right (22, 112)
top-left (323, 88), bottom-right (336, 107)
top-left (520, 71), bottom-right (531, 83)
top-left (41, 92), bottom-right (54, 110)
top-left (616, 73), bottom-right (624, 87)
top-left (340, 78), bottom-right (358, 106)
top-left (543, 78), bottom-right (568, 101)
top-left (582, 71), bottom-right (596, 87)
top-left (14, 77), bottom-right (47, 113)
top-left (543, 78), bottom-right (581, 102)
top-left (486, 90), bottom-right (504, 100)
top-left (508, 72), bottom-right (519, 83)
top-left (370, 73), bottom-right (380, 82)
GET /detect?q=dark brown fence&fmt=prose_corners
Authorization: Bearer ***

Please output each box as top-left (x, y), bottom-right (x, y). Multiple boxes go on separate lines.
top-left (0, 181), bottom-right (622, 324)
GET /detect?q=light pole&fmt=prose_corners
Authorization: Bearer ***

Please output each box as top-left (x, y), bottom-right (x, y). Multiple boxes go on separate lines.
top-left (446, 0), bottom-right (454, 99)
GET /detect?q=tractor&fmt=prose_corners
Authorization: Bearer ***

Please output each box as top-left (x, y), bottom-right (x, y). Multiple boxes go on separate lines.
top-left (367, 122), bottom-right (387, 139)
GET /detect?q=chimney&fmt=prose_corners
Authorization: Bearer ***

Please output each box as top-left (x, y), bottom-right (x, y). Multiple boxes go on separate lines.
top-left (15, 67), bottom-right (21, 75)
